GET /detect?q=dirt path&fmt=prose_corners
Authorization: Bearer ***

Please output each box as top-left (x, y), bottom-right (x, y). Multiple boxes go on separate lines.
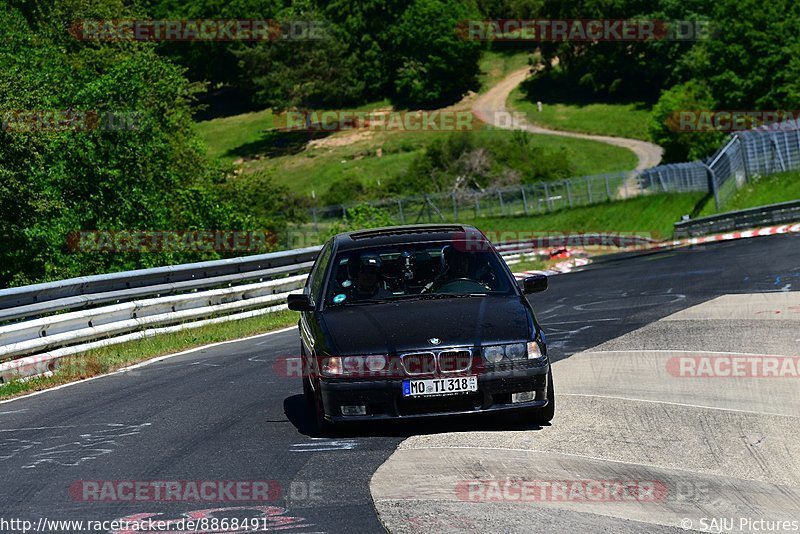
top-left (472, 68), bottom-right (663, 197)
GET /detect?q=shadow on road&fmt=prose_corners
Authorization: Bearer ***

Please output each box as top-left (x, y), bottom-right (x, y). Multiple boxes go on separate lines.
top-left (283, 394), bottom-right (548, 439)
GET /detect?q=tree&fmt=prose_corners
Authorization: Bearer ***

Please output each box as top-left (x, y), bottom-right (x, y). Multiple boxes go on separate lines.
top-left (0, 1), bottom-right (301, 286)
top-left (387, 0), bottom-right (484, 107)
top-left (234, 8), bottom-right (364, 110)
top-left (690, 0), bottom-right (800, 109)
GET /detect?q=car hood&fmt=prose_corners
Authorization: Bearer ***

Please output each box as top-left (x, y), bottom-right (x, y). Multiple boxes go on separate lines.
top-left (318, 295), bottom-right (534, 355)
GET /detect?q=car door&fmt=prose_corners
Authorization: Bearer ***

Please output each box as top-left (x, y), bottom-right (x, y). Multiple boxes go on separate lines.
top-left (299, 239), bottom-right (333, 357)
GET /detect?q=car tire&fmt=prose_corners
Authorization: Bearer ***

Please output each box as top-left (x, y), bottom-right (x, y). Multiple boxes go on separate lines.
top-left (302, 374), bottom-right (314, 405)
top-left (301, 351), bottom-right (314, 405)
top-left (529, 370), bottom-right (555, 425)
top-left (313, 384), bottom-right (334, 436)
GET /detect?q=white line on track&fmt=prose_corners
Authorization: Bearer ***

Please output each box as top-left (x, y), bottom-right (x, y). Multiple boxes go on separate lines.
top-left (0, 326), bottom-right (297, 406)
top-left (558, 393), bottom-right (800, 419)
top-left (396, 446), bottom-right (737, 481)
top-left (578, 349), bottom-right (799, 357)
top-left (0, 425), bottom-right (77, 432)
top-left (543, 318), bottom-right (621, 324)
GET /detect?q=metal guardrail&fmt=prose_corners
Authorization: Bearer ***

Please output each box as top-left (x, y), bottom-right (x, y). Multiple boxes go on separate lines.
top-left (674, 200), bottom-right (800, 238)
top-left (0, 247), bottom-right (319, 383)
top-left (0, 246), bottom-right (322, 322)
top-left (0, 234), bottom-right (644, 383)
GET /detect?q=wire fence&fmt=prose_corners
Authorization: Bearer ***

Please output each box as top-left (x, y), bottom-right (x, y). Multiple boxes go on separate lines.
top-left (307, 121), bottom-right (800, 226)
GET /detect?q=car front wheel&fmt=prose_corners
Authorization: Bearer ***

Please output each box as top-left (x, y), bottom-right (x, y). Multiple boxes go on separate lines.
top-left (529, 371), bottom-right (555, 425)
top-left (313, 383), bottom-right (334, 436)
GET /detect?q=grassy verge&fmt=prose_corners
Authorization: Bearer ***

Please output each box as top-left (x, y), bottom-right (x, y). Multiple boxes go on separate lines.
top-left (195, 48), bottom-right (637, 202)
top-left (697, 170), bottom-right (800, 216)
top-left (508, 256), bottom-right (559, 272)
top-left (238, 130), bottom-right (637, 201)
top-left (478, 50), bottom-right (534, 93)
top-left (287, 191), bottom-right (707, 248)
top-left (509, 87), bottom-right (652, 141)
top-left (0, 310), bottom-right (298, 400)
top-left (196, 100), bottom-right (391, 164)
top-left (467, 192), bottom-right (706, 240)
top-left (196, 108), bottom-right (275, 162)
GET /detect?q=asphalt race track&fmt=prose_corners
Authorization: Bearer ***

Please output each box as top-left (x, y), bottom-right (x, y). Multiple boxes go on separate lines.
top-left (1, 233), bottom-right (798, 533)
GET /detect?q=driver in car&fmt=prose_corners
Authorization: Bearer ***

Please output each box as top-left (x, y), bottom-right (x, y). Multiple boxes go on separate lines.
top-left (423, 245), bottom-right (482, 292)
top-left (350, 253), bottom-right (392, 300)
top-left (442, 245), bottom-right (470, 279)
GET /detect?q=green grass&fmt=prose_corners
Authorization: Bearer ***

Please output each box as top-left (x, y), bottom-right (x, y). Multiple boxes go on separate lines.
top-left (195, 48), bottom-right (636, 202)
top-left (466, 192), bottom-right (706, 240)
top-left (241, 129), bottom-right (637, 200)
top-left (508, 256), bottom-right (555, 272)
top-left (697, 170), bottom-right (800, 216)
top-left (287, 191), bottom-right (707, 248)
top-left (0, 310), bottom-right (298, 400)
top-left (509, 88), bottom-right (652, 141)
top-left (196, 100), bottom-right (391, 164)
top-left (196, 108), bottom-right (276, 162)
top-left (478, 50), bottom-right (535, 93)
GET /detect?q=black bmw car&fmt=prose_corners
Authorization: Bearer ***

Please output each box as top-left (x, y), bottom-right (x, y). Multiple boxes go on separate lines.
top-left (287, 224), bottom-right (553, 432)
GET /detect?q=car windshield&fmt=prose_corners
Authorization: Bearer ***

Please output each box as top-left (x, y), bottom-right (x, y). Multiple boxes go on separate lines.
top-left (324, 241), bottom-right (515, 307)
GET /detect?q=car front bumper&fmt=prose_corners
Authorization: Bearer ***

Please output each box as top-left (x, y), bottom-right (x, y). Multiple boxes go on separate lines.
top-left (318, 363), bottom-right (550, 423)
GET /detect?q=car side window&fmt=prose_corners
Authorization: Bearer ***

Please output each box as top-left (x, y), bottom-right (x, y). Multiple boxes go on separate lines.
top-left (308, 241), bottom-right (333, 305)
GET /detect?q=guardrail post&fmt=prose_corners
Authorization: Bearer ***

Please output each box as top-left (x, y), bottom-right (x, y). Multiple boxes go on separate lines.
top-left (586, 176), bottom-right (593, 204)
top-left (565, 180), bottom-right (573, 208)
top-left (703, 164), bottom-right (721, 211)
top-left (543, 182), bottom-right (552, 212)
top-left (605, 175), bottom-right (611, 200)
top-left (521, 186), bottom-right (529, 215)
top-left (735, 134), bottom-right (751, 184)
top-left (451, 192), bottom-right (458, 220)
top-left (498, 190), bottom-right (506, 215)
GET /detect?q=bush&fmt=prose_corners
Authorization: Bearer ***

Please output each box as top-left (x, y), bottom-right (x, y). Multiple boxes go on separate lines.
top-left (648, 81), bottom-right (726, 163)
top-left (322, 177), bottom-right (371, 206)
top-left (327, 204), bottom-right (396, 237)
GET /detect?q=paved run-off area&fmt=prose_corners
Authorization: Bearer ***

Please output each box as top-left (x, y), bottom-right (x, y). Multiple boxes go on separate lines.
top-left (371, 293), bottom-right (800, 532)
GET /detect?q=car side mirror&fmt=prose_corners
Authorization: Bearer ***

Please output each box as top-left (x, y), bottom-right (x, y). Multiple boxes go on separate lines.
top-left (287, 293), bottom-right (314, 311)
top-left (521, 274), bottom-right (547, 294)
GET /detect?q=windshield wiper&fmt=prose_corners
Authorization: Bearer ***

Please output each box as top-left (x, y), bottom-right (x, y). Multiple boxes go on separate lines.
top-left (401, 293), bottom-right (488, 301)
top-left (333, 293), bottom-right (488, 307)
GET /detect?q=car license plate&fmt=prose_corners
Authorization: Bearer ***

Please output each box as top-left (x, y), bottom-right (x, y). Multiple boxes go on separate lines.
top-left (402, 376), bottom-right (478, 397)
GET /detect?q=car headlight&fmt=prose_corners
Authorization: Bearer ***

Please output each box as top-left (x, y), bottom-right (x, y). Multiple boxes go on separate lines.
top-left (505, 343), bottom-right (527, 360)
top-left (322, 355), bottom-right (388, 376)
top-left (322, 356), bottom-right (343, 376)
top-left (343, 356), bottom-right (364, 374)
top-left (483, 345), bottom-right (505, 363)
top-left (527, 340), bottom-right (547, 364)
top-left (365, 355), bottom-right (387, 371)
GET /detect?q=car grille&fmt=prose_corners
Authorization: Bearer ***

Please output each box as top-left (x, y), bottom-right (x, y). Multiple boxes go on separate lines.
top-left (400, 352), bottom-right (436, 375)
top-left (399, 349), bottom-right (474, 376)
top-left (438, 350), bottom-right (473, 373)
